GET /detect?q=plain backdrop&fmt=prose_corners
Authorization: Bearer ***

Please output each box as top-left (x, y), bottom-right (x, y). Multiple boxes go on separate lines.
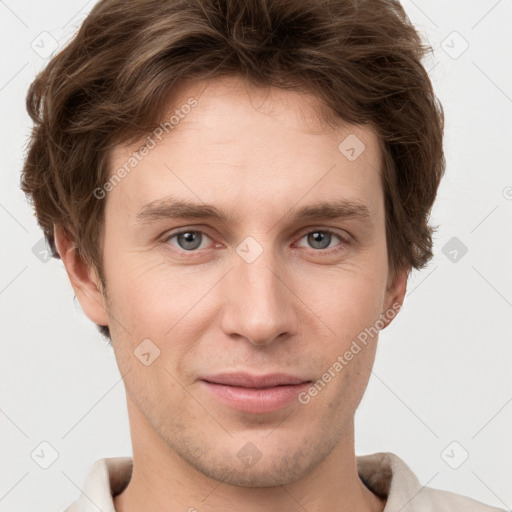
top-left (1, 1), bottom-right (511, 511)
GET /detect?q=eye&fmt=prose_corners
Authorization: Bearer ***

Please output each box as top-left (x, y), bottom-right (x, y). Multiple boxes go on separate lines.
top-left (296, 229), bottom-right (348, 251)
top-left (162, 227), bottom-right (350, 257)
top-left (164, 230), bottom-right (213, 251)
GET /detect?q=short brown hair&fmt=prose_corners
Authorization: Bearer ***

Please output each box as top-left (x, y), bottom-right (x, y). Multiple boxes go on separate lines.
top-left (21, 0), bottom-right (445, 339)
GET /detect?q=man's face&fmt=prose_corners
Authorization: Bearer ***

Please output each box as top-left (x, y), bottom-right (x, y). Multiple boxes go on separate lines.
top-left (94, 76), bottom-right (404, 486)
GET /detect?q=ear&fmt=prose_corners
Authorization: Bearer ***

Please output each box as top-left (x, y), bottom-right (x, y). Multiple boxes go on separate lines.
top-left (379, 267), bottom-right (408, 330)
top-left (53, 224), bottom-right (109, 327)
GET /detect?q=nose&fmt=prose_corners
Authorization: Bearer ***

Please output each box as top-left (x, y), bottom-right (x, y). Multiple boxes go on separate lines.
top-left (220, 244), bottom-right (298, 346)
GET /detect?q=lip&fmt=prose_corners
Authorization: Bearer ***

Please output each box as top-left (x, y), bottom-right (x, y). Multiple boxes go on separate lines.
top-left (199, 372), bottom-right (311, 414)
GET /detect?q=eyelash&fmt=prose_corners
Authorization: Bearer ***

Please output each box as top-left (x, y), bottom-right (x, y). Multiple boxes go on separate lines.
top-left (161, 228), bottom-right (351, 258)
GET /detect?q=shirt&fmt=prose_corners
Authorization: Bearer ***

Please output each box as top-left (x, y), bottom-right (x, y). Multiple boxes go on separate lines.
top-left (63, 452), bottom-right (505, 512)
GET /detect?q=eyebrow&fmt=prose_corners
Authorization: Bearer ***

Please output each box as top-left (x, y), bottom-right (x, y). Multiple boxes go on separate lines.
top-left (135, 195), bottom-right (372, 226)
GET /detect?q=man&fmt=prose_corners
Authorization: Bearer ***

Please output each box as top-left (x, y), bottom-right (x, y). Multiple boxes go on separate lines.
top-left (20, 0), bottom-right (504, 511)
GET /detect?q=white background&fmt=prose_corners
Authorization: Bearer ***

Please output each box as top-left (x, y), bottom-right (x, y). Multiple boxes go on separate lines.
top-left (1, 1), bottom-right (511, 511)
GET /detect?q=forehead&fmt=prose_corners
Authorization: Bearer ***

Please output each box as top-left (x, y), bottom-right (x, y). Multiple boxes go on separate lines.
top-left (106, 76), bottom-right (383, 224)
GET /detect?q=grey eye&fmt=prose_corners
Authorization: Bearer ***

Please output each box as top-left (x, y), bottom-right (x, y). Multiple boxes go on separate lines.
top-left (175, 231), bottom-right (203, 250)
top-left (306, 231), bottom-right (335, 250)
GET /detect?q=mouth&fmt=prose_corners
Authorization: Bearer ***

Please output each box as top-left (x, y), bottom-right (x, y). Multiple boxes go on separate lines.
top-left (200, 372), bottom-right (310, 388)
top-left (199, 372), bottom-right (312, 414)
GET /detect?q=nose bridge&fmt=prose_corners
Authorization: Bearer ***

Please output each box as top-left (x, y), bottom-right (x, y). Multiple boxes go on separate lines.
top-left (221, 236), bottom-right (295, 345)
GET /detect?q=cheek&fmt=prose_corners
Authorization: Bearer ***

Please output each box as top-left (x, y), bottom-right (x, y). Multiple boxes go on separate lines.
top-left (105, 255), bottom-right (219, 366)
top-left (303, 272), bottom-right (384, 410)
top-left (302, 264), bottom-right (387, 343)
top-left (104, 252), bottom-right (176, 316)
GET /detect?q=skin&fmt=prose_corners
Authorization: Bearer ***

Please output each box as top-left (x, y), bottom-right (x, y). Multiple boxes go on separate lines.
top-left (55, 75), bottom-right (407, 512)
